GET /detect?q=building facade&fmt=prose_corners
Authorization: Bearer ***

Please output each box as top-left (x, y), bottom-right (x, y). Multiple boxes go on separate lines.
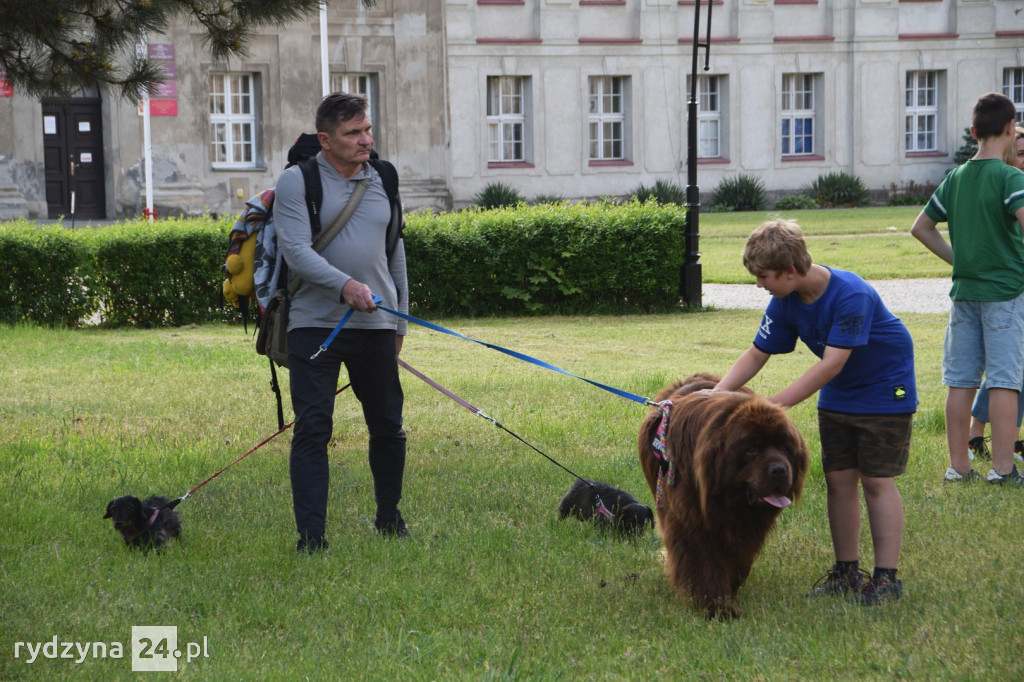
top-left (1, 0), bottom-right (1022, 220)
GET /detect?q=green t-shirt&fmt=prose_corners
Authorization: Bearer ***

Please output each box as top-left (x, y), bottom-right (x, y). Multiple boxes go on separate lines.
top-left (924, 159), bottom-right (1024, 301)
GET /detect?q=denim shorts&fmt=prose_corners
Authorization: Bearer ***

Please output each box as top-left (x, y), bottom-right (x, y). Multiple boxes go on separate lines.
top-left (942, 292), bottom-right (1024, 390)
top-left (970, 378), bottom-right (1024, 427)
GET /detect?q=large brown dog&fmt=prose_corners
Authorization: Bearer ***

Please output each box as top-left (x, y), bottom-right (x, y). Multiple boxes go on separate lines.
top-left (638, 373), bottom-right (808, 619)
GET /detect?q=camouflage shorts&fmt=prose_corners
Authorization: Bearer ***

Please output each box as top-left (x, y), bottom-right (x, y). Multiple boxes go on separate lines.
top-left (817, 409), bottom-right (913, 478)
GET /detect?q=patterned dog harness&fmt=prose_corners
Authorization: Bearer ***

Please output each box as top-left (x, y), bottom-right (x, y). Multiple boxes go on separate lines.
top-left (650, 401), bottom-right (675, 510)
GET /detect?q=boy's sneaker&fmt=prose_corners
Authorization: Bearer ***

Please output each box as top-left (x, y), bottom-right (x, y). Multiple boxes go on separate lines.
top-left (849, 575), bottom-right (903, 606)
top-left (986, 465), bottom-right (1024, 486)
top-left (806, 567), bottom-right (869, 597)
top-left (943, 467), bottom-right (981, 482)
top-left (968, 436), bottom-right (990, 461)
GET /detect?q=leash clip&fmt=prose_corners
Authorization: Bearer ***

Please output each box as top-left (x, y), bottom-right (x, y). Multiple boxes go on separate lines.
top-left (475, 410), bottom-right (499, 427)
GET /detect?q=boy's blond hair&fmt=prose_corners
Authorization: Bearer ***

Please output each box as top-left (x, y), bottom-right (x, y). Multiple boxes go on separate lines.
top-left (743, 219), bottom-right (813, 276)
top-left (1002, 125), bottom-right (1024, 167)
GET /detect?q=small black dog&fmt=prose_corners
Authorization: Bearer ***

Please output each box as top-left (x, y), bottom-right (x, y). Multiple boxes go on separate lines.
top-left (103, 495), bottom-right (182, 550)
top-left (558, 479), bottom-right (654, 535)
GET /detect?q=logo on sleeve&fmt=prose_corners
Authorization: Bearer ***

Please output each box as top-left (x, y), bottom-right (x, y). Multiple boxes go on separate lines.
top-left (838, 315), bottom-right (865, 336)
top-left (893, 385), bottom-right (907, 401)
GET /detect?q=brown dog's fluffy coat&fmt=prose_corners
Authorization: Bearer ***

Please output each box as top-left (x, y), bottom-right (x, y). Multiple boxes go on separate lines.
top-left (638, 373), bottom-right (808, 619)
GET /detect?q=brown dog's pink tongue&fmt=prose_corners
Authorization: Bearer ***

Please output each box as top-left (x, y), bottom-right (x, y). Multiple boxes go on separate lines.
top-left (763, 495), bottom-right (792, 508)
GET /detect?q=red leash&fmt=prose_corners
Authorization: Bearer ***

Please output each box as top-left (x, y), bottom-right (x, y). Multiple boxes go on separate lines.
top-left (162, 384), bottom-right (351, 510)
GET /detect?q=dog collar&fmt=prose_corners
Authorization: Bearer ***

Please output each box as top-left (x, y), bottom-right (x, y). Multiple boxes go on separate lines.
top-left (146, 508), bottom-right (160, 527)
top-left (651, 401), bottom-right (676, 510)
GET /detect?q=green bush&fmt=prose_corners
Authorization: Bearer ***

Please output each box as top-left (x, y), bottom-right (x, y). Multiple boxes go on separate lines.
top-left (886, 180), bottom-right (937, 207)
top-left (809, 172), bottom-right (869, 208)
top-left (404, 200), bottom-right (686, 316)
top-left (1, 202), bottom-right (686, 326)
top-left (0, 220), bottom-right (95, 326)
top-left (773, 194), bottom-right (819, 210)
top-left (631, 179), bottom-right (686, 205)
top-left (711, 174), bottom-right (766, 211)
top-left (531, 194), bottom-right (567, 206)
top-left (86, 218), bottom-right (229, 328)
top-left (952, 127), bottom-right (978, 167)
top-left (474, 182), bottom-right (525, 209)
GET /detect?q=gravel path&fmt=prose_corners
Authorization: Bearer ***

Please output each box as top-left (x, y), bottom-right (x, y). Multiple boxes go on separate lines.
top-left (701, 278), bottom-right (951, 315)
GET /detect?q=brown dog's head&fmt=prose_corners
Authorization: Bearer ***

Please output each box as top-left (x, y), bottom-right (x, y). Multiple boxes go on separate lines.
top-left (682, 391), bottom-right (808, 520)
top-left (641, 373), bottom-right (807, 521)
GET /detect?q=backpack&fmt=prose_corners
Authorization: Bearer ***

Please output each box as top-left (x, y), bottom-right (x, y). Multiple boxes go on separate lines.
top-left (221, 135), bottom-right (323, 328)
top-left (222, 134), bottom-right (403, 323)
top-left (221, 133), bottom-right (404, 428)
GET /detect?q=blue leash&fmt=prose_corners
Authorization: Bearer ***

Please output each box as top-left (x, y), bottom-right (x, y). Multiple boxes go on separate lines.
top-left (314, 296), bottom-right (653, 405)
top-left (309, 307), bottom-right (355, 361)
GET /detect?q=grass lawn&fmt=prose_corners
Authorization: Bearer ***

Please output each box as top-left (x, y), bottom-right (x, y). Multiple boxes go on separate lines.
top-left (698, 206), bottom-right (954, 283)
top-left (2, 310), bottom-right (1021, 680)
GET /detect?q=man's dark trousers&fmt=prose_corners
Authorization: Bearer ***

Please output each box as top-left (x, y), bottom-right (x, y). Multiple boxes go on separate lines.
top-left (287, 326), bottom-right (406, 539)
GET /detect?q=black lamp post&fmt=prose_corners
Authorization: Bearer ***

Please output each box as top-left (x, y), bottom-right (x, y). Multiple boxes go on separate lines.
top-left (682, 0), bottom-right (713, 307)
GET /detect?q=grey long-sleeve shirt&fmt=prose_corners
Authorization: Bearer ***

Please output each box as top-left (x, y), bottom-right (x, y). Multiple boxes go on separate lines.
top-left (274, 154), bottom-right (408, 335)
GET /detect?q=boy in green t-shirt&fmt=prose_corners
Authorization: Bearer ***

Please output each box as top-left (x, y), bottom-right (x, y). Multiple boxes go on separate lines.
top-left (911, 92), bottom-right (1024, 486)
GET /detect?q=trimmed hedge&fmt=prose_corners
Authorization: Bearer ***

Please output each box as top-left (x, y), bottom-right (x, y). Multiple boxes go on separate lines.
top-left (405, 200), bottom-right (686, 316)
top-left (0, 217), bottom-right (232, 328)
top-left (0, 201), bottom-right (686, 327)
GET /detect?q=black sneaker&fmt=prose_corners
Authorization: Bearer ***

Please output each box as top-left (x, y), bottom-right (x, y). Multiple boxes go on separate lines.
top-left (986, 465), bottom-right (1024, 486)
top-left (297, 535), bottom-right (329, 554)
top-left (848, 575), bottom-right (903, 605)
top-left (968, 436), bottom-right (991, 461)
top-left (374, 512), bottom-right (410, 538)
top-left (806, 567), bottom-right (869, 597)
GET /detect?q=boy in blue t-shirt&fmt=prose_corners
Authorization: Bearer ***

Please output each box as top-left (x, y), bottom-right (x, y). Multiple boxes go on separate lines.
top-left (714, 219), bottom-right (916, 606)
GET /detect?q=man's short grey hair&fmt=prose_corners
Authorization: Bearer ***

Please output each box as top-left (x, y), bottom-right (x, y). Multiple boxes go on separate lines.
top-left (315, 92), bottom-right (369, 134)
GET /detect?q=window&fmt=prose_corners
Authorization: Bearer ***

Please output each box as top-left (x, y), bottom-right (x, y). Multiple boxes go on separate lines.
top-left (588, 76), bottom-right (629, 161)
top-left (781, 74), bottom-right (816, 156)
top-left (330, 72), bottom-right (376, 125)
top-left (696, 75), bottom-right (722, 158)
top-left (1003, 68), bottom-right (1024, 124)
top-left (487, 76), bottom-right (531, 163)
top-left (209, 73), bottom-right (258, 168)
top-left (905, 71), bottom-right (939, 153)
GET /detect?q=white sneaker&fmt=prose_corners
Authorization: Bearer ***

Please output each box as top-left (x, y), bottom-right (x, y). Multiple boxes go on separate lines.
top-left (944, 467), bottom-right (980, 482)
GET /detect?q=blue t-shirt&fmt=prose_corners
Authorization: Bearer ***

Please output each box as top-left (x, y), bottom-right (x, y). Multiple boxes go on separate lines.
top-left (753, 267), bottom-right (917, 414)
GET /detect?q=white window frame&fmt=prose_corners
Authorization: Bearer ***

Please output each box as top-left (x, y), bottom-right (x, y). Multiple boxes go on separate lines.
top-left (209, 72), bottom-right (258, 169)
top-left (1003, 67), bottom-right (1024, 124)
top-left (588, 76), bottom-right (628, 161)
top-left (330, 72), bottom-right (376, 125)
top-left (487, 76), bottom-right (530, 164)
top-left (905, 71), bottom-right (939, 153)
top-left (781, 73), bottom-right (816, 157)
top-left (697, 75), bottom-right (722, 159)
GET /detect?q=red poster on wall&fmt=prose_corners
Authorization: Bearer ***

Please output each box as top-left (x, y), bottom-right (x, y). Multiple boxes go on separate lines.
top-left (0, 80), bottom-right (13, 97)
top-left (149, 99), bottom-right (178, 116)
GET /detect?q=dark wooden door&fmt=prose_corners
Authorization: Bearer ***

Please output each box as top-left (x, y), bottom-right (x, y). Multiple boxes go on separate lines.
top-left (43, 98), bottom-right (107, 220)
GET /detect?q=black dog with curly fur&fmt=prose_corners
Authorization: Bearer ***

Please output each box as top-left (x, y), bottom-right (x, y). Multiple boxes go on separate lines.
top-left (103, 495), bottom-right (182, 550)
top-left (558, 479), bottom-right (654, 535)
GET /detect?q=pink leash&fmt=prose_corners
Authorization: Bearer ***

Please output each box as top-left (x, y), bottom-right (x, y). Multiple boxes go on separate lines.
top-left (397, 358), bottom-right (615, 519)
top-left (161, 384), bottom-right (352, 510)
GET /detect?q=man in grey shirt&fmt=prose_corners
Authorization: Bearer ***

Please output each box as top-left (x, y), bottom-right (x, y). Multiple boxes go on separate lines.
top-left (276, 92), bottom-right (409, 552)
